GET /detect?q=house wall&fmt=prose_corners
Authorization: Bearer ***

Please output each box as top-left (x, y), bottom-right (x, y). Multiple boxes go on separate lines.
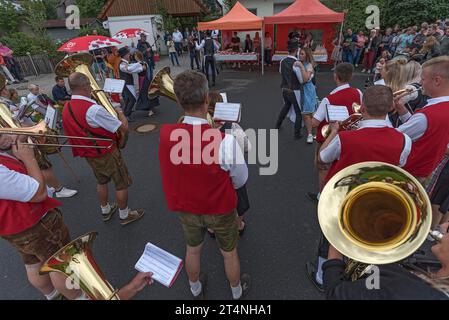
top-left (239, 0), bottom-right (294, 17)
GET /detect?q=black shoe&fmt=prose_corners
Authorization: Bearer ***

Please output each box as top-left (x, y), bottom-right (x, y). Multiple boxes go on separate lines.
top-left (306, 192), bottom-right (319, 204)
top-left (233, 273), bottom-right (251, 300)
top-left (192, 272), bottom-right (207, 300)
top-left (306, 262), bottom-right (324, 293)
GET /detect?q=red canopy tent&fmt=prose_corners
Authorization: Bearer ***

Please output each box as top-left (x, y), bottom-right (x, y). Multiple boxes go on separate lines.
top-left (264, 0), bottom-right (345, 62)
top-left (197, 2), bottom-right (265, 74)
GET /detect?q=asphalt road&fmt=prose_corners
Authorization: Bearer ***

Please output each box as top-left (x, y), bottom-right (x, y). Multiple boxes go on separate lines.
top-left (0, 64), bottom-right (368, 300)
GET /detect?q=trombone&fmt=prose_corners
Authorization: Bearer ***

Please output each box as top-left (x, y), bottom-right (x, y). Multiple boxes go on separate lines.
top-left (0, 103), bottom-right (114, 150)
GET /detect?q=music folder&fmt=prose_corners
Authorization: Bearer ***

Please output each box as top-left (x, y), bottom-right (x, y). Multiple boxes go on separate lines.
top-left (213, 102), bottom-right (241, 122)
top-left (326, 104), bottom-right (350, 122)
top-left (135, 243), bottom-right (183, 288)
top-left (103, 78), bottom-right (125, 94)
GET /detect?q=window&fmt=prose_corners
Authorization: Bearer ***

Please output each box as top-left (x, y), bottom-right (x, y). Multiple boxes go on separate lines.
top-left (248, 8), bottom-right (257, 16)
top-left (273, 3), bottom-right (291, 14)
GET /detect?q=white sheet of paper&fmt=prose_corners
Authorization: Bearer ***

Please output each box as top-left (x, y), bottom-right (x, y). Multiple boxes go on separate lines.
top-left (220, 93), bottom-right (228, 103)
top-left (135, 243), bottom-right (183, 288)
top-left (103, 78), bottom-right (125, 93)
top-left (214, 102), bottom-right (241, 122)
top-left (327, 105), bottom-right (350, 122)
top-left (44, 105), bottom-right (57, 129)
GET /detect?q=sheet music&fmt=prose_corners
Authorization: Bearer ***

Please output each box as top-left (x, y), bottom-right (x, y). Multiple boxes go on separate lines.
top-left (327, 104), bottom-right (350, 122)
top-left (135, 243), bottom-right (183, 288)
top-left (44, 105), bottom-right (57, 129)
top-left (220, 93), bottom-right (228, 103)
top-left (214, 102), bottom-right (241, 122)
top-left (103, 78), bottom-right (125, 93)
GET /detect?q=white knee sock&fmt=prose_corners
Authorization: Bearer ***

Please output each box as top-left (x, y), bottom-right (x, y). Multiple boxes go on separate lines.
top-left (316, 256), bottom-right (327, 285)
top-left (189, 280), bottom-right (202, 297)
top-left (119, 207), bottom-right (130, 219)
top-left (101, 203), bottom-right (111, 215)
top-left (45, 289), bottom-right (61, 300)
top-left (231, 282), bottom-right (243, 300)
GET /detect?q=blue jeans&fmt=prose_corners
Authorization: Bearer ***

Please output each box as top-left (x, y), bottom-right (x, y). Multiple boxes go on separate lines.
top-left (170, 52), bottom-right (179, 66)
top-left (353, 48), bottom-right (363, 65)
top-left (174, 42), bottom-right (182, 55)
top-left (190, 52), bottom-right (200, 69)
top-left (342, 50), bottom-right (353, 63)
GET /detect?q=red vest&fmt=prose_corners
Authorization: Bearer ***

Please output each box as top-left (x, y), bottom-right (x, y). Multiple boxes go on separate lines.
top-left (0, 155), bottom-right (61, 236)
top-left (316, 87), bottom-right (362, 143)
top-left (62, 98), bottom-right (117, 158)
top-left (159, 124), bottom-right (237, 215)
top-left (325, 127), bottom-right (405, 186)
top-left (404, 101), bottom-right (449, 177)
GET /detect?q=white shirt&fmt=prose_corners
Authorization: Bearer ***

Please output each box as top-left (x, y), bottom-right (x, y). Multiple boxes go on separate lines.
top-left (195, 38), bottom-right (221, 51)
top-left (172, 31), bottom-right (184, 43)
top-left (0, 152), bottom-right (39, 202)
top-left (26, 92), bottom-right (47, 115)
top-left (313, 84), bottom-right (363, 122)
top-left (119, 59), bottom-right (144, 74)
top-left (320, 119), bottom-right (412, 167)
top-left (182, 116), bottom-right (248, 189)
top-left (71, 95), bottom-right (122, 133)
top-left (398, 96), bottom-right (449, 141)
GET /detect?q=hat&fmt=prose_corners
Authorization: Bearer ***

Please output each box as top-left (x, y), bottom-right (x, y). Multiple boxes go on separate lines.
top-left (287, 40), bottom-right (299, 52)
top-left (118, 47), bottom-right (130, 57)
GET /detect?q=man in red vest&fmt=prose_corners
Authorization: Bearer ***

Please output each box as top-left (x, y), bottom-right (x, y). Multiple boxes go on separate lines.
top-left (307, 63), bottom-right (363, 203)
top-left (159, 70), bottom-right (250, 300)
top-left (63, 72), bottom-right (144, 226)
top-left (0, 134), bottom-right (82, 300)
top-left (307, 85), bottom-right (412, 292)
top-left (396, 56), bottom-right (449, 182)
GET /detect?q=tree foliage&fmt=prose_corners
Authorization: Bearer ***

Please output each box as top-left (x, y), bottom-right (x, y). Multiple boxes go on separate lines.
top-left (75, 0), bottom-right (107, 18)
top-left (0, 0), bottom-right (21, 35)
top-left (22, 0), bottom-right (47, 36)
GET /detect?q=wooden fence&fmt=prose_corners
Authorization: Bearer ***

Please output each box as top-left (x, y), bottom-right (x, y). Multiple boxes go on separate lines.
top-left (15, 53), bottom-right (58, 77)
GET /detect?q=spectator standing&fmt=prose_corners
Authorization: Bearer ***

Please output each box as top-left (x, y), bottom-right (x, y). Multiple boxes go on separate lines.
top-left (264, 32), bottom-right (273, 66)
top-left (167, 36), bottom-right (180, 67)
top-left (231, 32), bottom-right (242, 69)
top-left (172, 29), bottom-right (184, 56)
top-left (0, 42), bottom-right (27, 83)
top-left (0, 54), bottom-right (18, 84)
top-left (331, 32), bottom-right (343, 69)
top-left (188, 36), bottom-right (200, 70)
top-left (353, 31), bottom-right (367, 67)
top-left (91, 48), bottom-right (108, 81)
top-left (244, 34), bottom-right (253, 53)
top-left (342, 29), bottom-right (356, 63)
top-left (361, 29), bottom-right (379, 73)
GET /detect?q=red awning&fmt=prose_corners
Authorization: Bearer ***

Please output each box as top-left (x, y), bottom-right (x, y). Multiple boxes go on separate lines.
top-left (198, 1), bottom-right (263, 31)
top-left (264, 0), bottom-right (344, 24)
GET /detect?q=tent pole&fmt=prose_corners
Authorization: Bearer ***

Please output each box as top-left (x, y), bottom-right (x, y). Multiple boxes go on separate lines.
top-left (261, 26), bottom-right (264, 76)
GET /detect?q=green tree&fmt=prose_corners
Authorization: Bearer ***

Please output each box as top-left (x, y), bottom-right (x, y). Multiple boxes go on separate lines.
top-left (0, 0), bottom-right (21, 35)
top-left (75, 0), bottom-right (107, 18)
top-left (22, 0), bottom-right (47, 36)
top-left (383, 0), bottom-right (449, 28)
top-left (222, 0), bottom-right (237, 12)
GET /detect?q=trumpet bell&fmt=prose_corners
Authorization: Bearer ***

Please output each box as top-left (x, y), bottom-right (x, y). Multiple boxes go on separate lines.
top-left (149, 66), bottom-right (177, 101)
top-left (55, 53), bottom-right (94, 77)
top-left (40, 232), bottom-right (119, 300)
top-left (318, 162), bottom-right (431, 265)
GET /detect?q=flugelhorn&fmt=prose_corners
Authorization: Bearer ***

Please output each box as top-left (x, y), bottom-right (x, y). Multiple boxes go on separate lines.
top-left (321, 103), bottom-right (362, 139)
top-left (40, 232), bottom-right (120, 300)
top-left (318, 162), bottom-right (432, 281)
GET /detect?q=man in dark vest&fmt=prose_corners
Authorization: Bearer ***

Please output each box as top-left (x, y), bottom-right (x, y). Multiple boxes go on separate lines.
top-left (196, 30), bottom-right (220, 87)
top-left (275, 41), bottom-right (304, 140)
top-left (118, 47), bottom-right (146, 121)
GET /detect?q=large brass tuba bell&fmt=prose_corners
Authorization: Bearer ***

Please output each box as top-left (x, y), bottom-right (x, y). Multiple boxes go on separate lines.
top-left (55, 53), bottom-right (118, 118)
top-left (318, 162), bottom-right (432, 280)
top-left (148, 66), bottom-right (177, 101)
top-left (39, 232), bottom-right (120, 300)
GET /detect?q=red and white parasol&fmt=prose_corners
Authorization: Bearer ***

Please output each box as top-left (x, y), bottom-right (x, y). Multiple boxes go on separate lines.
top-left (113, 28), bottom-right (150, 39)
top-left (58, 36), bottom-right (122, 53)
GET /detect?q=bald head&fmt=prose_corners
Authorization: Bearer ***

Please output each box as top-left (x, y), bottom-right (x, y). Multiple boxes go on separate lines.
top-left (68, 72), bottom-right (91, 96)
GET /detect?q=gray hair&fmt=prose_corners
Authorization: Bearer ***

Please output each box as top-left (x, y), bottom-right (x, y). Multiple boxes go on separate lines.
top-left (173, 70), bottom-right (209, 111)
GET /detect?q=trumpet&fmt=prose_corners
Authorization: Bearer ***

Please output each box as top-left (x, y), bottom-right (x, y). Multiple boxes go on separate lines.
top-left (393, 87), bottom-right (421, 100)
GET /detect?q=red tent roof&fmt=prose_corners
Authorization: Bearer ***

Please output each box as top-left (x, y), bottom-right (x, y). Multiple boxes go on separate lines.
top-left (198, 1), bottom-right (263, 31)
top-left (264, 0), bottom-right (344, 24)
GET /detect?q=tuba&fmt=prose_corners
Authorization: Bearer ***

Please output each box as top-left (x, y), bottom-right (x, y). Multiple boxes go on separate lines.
top-left (318, 162), bottom-right (432, 281)
top-left (40, 232), bottom-right (120, 300)
top-left (55, 53), bottom-right (128, 149)
top-left (321, 103), bottom-right (362, 139)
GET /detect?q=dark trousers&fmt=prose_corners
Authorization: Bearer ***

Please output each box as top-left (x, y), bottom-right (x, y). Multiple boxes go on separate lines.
top-left (174, 42), bottom-right (182, 55)
top-left (190, 52), bottom-right (200, 69)
top-left (122, 86), bottom-right (136, 117)
top-left (5, 56), bottom-right (24, 80)
top-left (170, 52), bottom-right (179, 66)
top-left (204, 56), bottom-right (216, 84)
top-left (264, 49), bottom-right (272, 65)
top-left (277, 89), bottom-right (302, 136)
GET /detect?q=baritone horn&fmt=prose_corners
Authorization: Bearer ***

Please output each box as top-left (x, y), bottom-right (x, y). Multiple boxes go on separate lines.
top-left (318, 162), bottom-right (432, 281)
top-left (321, 103), bottom-right (362, 139)
top-left (40, 232), bottom-right (120, 300)
top-left (148, 66), bottom-right (177, 101)
top-left (55, 53), bottom-right (118, 118)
